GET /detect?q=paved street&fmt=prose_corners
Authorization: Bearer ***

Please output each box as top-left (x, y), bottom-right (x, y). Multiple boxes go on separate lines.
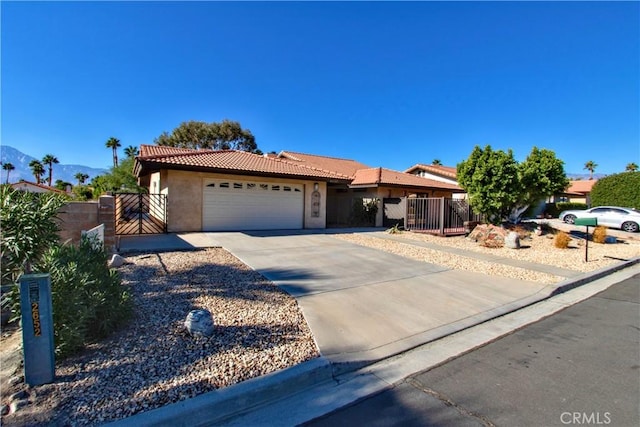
top-left (305, 274), bottom-right (640, 427)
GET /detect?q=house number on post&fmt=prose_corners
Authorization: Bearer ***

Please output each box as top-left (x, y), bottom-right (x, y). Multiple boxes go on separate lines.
top-left (20, 273), bottom-right (55, 386)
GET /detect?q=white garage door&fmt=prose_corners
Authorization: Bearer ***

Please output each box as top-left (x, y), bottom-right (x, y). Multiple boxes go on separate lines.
top-left (203, 179), bottom-right (304, 231)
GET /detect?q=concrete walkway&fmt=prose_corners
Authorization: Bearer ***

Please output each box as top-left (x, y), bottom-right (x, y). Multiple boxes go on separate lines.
top-left (122, 229), bottom-right (572, 371)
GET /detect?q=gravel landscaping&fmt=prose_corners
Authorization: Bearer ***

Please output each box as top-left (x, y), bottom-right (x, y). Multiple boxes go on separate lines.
top-left (0, 248), bottom-right (319, 426)
top-left (1, 228), bottom-right (638, 426)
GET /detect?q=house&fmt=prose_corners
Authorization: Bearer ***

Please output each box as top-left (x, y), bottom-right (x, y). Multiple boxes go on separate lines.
top-left (10, 181), bottom-right (67, 194)
top-left (133, 145), bottom-right (463, 232)
top-left (404, 163), bottom-right (466, 199)
top-left (550, 179), bottom-right (597, 206)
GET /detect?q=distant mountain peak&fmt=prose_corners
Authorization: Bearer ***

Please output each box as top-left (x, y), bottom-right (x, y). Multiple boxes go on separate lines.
top-left (0, 145), bottom-right (108, 184)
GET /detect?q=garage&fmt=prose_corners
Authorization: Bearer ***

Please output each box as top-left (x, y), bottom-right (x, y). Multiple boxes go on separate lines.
top-left (203, 179), bottom-right (304, 231)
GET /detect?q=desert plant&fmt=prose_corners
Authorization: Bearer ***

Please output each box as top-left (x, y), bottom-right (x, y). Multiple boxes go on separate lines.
top-left (592, 226), bottom-right (608, 244)
top-left (387, 223), bottom-right (403, 234)
top-left (37, 237), bottom-right (132, 357)
top-left (554, 231), bottom-right (572, 249)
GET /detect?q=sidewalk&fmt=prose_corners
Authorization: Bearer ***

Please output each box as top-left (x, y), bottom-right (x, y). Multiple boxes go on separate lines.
top-left (106, 230), bottom-right (639, 427)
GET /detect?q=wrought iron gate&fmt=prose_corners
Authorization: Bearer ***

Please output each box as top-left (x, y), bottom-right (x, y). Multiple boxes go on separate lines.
top-left (115, 193), bottom-right (167, 235)
top-left (405, 197), bottom-right (482, 235)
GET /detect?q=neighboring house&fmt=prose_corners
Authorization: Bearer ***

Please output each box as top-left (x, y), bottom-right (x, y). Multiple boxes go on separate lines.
top-left (133, 146), bottom-right (463, 232)
top-left (549, 180), bottom-right (597, 206)
top-left (10, 181), bottom-right (67, 194)
top-left (404, 163), bottom-right (466, 199)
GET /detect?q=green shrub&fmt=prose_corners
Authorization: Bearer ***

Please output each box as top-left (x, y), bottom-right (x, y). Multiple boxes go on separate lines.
top-left (37, 237), bottom-right (132, 357)
top-left (591, 172), bottom-right (640, 209)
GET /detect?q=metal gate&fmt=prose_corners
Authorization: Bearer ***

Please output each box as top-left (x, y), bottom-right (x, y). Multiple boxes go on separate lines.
top-left (405, 197), bottom-right (482, 235)
top-left (115, 193), bottom-right (167, 235)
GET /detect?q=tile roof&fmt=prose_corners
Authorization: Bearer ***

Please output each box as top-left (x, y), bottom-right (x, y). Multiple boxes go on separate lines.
top-left (135, 145), bottom-right (352, 181)
top-left (135, 145), bottom-right (462, 191)
top-left (351, 167), bottom-right (462, 190)
top-left (566, 179), bottom-right (597, 194)
top-left (10, 181), bottom-right (67, 194)
top-left (404, 164), bottom-right (458, 179)
top-left (278, 151), bottom-right (371, 178)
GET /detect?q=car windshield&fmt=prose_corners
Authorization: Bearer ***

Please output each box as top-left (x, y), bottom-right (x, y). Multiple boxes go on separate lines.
top-left (632, 208), bottom-right (640, 214)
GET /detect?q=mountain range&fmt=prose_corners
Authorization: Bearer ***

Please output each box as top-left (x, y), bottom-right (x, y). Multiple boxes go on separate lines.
top-left (0, 145), bottom-right (108, 185)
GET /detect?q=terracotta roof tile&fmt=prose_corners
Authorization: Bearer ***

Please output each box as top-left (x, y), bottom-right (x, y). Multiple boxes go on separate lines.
top-left (566, 179), bottom-right (597, 194)
top-left (404, 164), bottom-right (458, 179)
top-left (136, 146), bottom-right (351, 180)
top-left (351, 167), bottom-right (462, 190)
top-left (139, 145), bottom-right (198, 157)
top-left (278, 151), bottom-right (371, 178)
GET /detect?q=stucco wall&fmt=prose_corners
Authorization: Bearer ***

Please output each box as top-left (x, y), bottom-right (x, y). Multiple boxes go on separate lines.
top-left (161, 170), bottom-right (327, 232)
top-left (57, 196), bottom-right (116, 253)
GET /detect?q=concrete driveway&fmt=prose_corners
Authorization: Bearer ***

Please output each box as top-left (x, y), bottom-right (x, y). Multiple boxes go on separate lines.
top-left (206, 230), bottom-right (549, 372)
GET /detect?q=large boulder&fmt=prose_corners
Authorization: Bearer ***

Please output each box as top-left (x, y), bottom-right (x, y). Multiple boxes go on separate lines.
top-left (184, 309), bottom-right (215, 337)
top-left (467, 224), bottom-right (509, 248)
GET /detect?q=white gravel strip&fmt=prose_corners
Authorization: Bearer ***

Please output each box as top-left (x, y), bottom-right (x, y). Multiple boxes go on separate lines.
top-left (1, 248), bottom-right (319, 426)
top-left (333, 231), bottom-right (640, 284)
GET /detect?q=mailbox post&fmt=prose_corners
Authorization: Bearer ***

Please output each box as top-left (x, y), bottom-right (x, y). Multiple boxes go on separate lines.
top-left (19, 273), bottom-right (55, 386)
top-left (574, 217), bottom-right (598, 262)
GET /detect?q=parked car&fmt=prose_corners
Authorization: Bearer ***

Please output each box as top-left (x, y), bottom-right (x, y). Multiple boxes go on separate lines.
top-left (559, 206), bottom-right (640, 233)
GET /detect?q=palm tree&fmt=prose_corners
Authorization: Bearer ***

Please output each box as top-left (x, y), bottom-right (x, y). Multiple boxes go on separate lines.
top-left (432, 159), bottom-right (442, 166)
top-left (124, 145), bottom-right (139, 158)
top-left (74, 172), bottom-right (89, 185)
top-left (2, 162), bottom-right (15, 184)
top-left (583, 160), bottom-right (598, 180)
top-left (105, 137), bottom-right (122, 167)
top-left (29, 160), bottom-right (46, 184)
top-left (42, 154), bottom-right (59, 186)
top-left (625, 162), bottom-right (638, 172)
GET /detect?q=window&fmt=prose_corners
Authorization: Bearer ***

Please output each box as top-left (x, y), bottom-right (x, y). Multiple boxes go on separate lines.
top-left (294, 188), bottom-right (301, 192)
top-left (260, 184), bottom-right (268, 190)
top-left (272, 185), bottom-right (280, 191)
top-left (283, 186), bottom-right (292, 192)
top-left (247, 183), bottom-right (256, 189)
top-left (206, 183), bottom-right (215, 187)
top-left (219, 182), bottom-right (229, 188)
top-left (234, 183), bottom-right (243, 189)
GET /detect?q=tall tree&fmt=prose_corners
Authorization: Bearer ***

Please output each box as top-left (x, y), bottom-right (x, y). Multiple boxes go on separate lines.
top-left (29, 160), bottom-right (46, 184)
top-left (457, 145), bottom-right (568, 223)
top-left (42, 154), bottom-right (59, 186)
top-left (625, 162), bottom-right (638, 172)
top-left (583, 160), bottom-right (598, 180)
top-left (124, 145), bottom-right (139, 158)
top-left (74, 172), bottom-right (89, 185)
top-left (431, 159), bottom-right (442, 166)
top-left (155, 119), bottom-right (258, 152)
top-left (2, 162), bottom-right (15, 184)
top-left (105, 137), bottom-right (122, 167)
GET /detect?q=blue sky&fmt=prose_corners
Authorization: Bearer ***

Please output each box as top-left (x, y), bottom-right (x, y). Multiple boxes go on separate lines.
top-left (2, 1), bottom-right (639, 175)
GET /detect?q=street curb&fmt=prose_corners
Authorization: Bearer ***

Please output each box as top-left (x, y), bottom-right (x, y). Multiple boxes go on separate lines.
top-left (549, 256), bottom-right (640, 296)
top-left (104, 357), bottom-right (333, 427)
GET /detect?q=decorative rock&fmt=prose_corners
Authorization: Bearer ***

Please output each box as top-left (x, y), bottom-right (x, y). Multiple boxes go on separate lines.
top-left (8, 375), bottom-right (24, 386)
top-left (605, 236), bottom-right (617, 244)
top-left (505, 231), bottom-right (521, 249)
top-left (184, 309), bottom-right (215, 337)
top-left (108, 254), bottom-right (125, 268)
top-left (9, 390), bottom-right (28, 401)
top-left (9, 399), bottom-right (29, 413)
top-left (467, 224), bottom-right (508, 248)
top-left (1, 404), bottom-right (9, 416)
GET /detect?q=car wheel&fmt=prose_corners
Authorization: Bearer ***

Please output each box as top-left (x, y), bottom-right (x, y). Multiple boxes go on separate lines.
top-left (564, 214), bottom-right (576, 224)
top-left (621, 221), bottom-right (639, 233)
